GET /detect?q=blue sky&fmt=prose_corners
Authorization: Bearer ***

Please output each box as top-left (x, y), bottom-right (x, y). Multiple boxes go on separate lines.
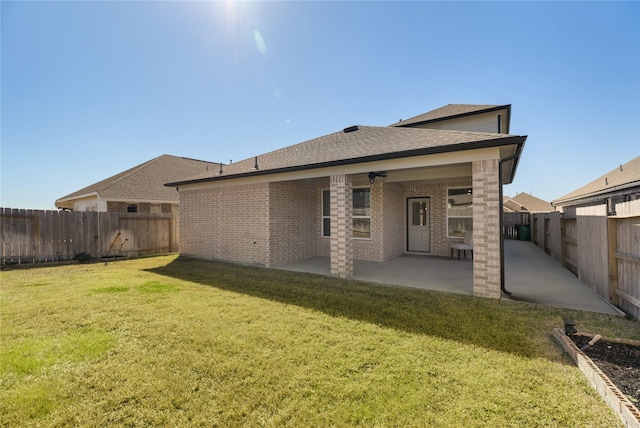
top-left (2, 1), bottom-right (638, 210)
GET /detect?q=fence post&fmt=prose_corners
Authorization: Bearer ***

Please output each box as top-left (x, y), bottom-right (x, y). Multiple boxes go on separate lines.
top-left (607, 217), bottom-right (619, 306)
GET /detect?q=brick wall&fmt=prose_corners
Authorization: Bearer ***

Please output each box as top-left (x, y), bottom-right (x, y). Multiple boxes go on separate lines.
top-left (472, 159), bottom-right (501, 298)
top-left (104, 201), bottom-right (176, 213)
top-left (179, 184), bottom-right (269, 265)
top-left (383, 183), bottom-right (405, 260)
top-left (177, 173), bottom-right (497, 290)
top-left (107, 202), bottom-right (126, 212)
top-left (268, 181), bottom-right (318, 266)
top-left (403, 180), bottom-right (472, 257)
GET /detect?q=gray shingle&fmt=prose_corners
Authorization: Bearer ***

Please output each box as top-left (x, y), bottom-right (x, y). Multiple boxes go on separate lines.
top-left (553, 156), bottom-right (640, 206)
top-left (56, 155), bottom-right (218, 204)
top-left (169, 126), bottom-right (524, 185)
top-left (510, 193), bottom-right (554, 212)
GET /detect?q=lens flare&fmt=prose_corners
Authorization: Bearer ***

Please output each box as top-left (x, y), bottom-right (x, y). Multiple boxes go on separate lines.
top-left (254, 29), bottom-right (266, 55)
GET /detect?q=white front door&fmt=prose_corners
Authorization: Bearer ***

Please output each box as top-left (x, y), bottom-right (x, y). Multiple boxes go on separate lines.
top-left (407, 198), bottom-right (430, 252)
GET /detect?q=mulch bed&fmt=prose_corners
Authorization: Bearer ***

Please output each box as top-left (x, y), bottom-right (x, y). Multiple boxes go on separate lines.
top-left (569, 334), bottom-right (640, 405)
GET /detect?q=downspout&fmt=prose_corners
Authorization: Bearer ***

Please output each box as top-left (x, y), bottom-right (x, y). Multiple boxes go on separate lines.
top-left (499, 154), bottom-right (518, 296)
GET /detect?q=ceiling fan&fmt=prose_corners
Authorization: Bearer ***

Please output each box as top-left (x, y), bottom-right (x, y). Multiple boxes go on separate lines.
top-left (368, 171), bottom-right (387, 183)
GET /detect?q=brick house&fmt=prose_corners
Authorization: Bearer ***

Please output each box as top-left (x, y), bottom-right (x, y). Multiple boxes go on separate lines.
top-left (167, 104), bottom-right (527, 299)
top-left (55, 154), bottom-right (218, 213)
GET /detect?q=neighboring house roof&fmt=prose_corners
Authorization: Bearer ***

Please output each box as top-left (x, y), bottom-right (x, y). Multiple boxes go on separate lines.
top-left (391, 104), bottom-right (510, 128)
top-left (167, 125), bottom-right (526, 187)
top-left (553, 156), bottom-right (640, 207)
top-left (507, 192), bottom-right (555, 213)
top-left (503, 197), bottom-right (522, 213)
top-left (56, 154), bottom-right (218, 208)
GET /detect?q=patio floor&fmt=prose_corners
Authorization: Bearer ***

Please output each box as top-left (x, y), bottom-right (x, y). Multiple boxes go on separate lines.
top-left (276, 240), bottom-right (623, 316)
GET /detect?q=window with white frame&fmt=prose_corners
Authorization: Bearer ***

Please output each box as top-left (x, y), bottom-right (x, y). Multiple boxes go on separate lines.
top-left (352, 188), bottom-right (371, 239)
top-left (322, 190), bottom-right (331, 237)
top-left (321, 188), bottom-right (371, 239)
top-left (447, 187), bottom-right (472, 238)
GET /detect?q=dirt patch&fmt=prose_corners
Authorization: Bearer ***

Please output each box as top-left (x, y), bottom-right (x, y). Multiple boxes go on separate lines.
top-left (570, 334), bottom-right (640, 405)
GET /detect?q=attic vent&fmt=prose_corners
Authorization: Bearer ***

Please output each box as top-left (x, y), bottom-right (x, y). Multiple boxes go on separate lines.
top-left (343, 125), bottom-right (359, 133)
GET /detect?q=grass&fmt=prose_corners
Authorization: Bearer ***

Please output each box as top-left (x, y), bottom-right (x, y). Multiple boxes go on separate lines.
top-left (1, 255), bottom-right (638, 427)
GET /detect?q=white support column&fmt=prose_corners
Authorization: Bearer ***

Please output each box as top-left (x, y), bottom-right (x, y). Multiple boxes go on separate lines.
top-left (330, 174), bottom-right (353, 278)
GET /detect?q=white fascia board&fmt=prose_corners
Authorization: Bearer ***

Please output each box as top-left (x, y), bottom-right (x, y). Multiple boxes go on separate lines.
top-left (383, 164), bottom-right (471, 183)
top-left (55, 192), bottom-right (99, 204)
top-left (55, 192), bottom-right (99, 209)
top-left (177, 147), bottom-right (501, 192)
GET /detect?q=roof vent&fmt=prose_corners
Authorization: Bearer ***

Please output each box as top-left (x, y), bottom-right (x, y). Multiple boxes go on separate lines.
top-left (343, 125), bottom-right (359, 133)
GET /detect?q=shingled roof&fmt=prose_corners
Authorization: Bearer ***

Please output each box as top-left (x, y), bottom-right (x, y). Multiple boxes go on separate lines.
top-left (391, 104), bottom-right (510, 128)
top-left (505, 193), bottom-right (554, 213)
top-left (56, 154), bottom-right (218, 207)
top-left (553, 156), bottom-right (640, 207)
top-left (167, 126), bottom-right (526, 186)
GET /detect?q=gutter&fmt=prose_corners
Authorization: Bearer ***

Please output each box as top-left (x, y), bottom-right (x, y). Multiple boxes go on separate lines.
top-left (498, 152), bottom-right (522, 296)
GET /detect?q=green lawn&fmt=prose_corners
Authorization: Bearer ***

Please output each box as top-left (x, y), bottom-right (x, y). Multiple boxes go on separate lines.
top-left (1, 255), bottom-right (637, 427)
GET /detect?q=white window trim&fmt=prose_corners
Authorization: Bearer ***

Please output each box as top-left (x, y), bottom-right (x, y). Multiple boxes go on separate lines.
top-left (446, 186), bottom-right (473, 238)
top-left (321, 189), bottom-right (330, 238)
top-left (352, 187), bottom-right (371, 240)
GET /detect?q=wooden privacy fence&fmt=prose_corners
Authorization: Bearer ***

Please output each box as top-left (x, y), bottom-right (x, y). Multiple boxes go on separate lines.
top-left (503, 212), bottom-right (530, 240)
top-left (529, 211), bottom-right (562, 264)
top-left (531, 200), bottom-right (640, 319)
top-left (1, 208), bottom-right (178, 266)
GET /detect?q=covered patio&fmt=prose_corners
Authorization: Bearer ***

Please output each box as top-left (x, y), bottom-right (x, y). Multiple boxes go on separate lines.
top-left (277, 239), bottom-right (623, 315)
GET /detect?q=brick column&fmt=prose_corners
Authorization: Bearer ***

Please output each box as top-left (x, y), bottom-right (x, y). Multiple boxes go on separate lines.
top-left (472, 159), bottom-right (501, 298)
top-left (330, 174), bottom-right (353, 278)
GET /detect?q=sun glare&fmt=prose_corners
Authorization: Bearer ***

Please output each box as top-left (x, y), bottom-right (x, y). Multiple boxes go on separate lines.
top-left (254, 29), bottom-right (266, 55)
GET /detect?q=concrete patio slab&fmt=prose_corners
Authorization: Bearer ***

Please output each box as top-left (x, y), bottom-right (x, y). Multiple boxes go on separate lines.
top-left (503, 240), bottom-right (624, 315)
top-left (276, 239), bottom-right (623, 316)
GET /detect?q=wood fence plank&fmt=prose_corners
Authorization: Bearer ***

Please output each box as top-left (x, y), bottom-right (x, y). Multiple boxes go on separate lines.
top-left (615, 213), bottom-right (640, 318)
top-left (25, 210), bottom-right (35, 263)
top-left (40, 211), bottom-right (49, 262)
top-left (608, 218), bottom-right (619, 306)
top-left (562, 218), bottom-right (578, 276)
top-left (576, 205), bottom-right (608, 300)
top-left (1, 208), bottom-right (176, 265)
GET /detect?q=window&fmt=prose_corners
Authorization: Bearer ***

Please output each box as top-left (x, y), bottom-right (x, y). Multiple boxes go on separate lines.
top-left (127, 204), bottom-right (138, 213)
top-left (352, 188), bottom-right (371, 239)
top-left (322, 190), bottom-right (331, 237)
top-left (447, 187), bottom-right (472, 238)
top-left (321, 188), bottom-right (371, 239)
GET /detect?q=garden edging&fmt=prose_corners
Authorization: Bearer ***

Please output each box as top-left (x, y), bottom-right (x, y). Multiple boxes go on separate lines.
top-left (553, 328), bottom-right (640, 428)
